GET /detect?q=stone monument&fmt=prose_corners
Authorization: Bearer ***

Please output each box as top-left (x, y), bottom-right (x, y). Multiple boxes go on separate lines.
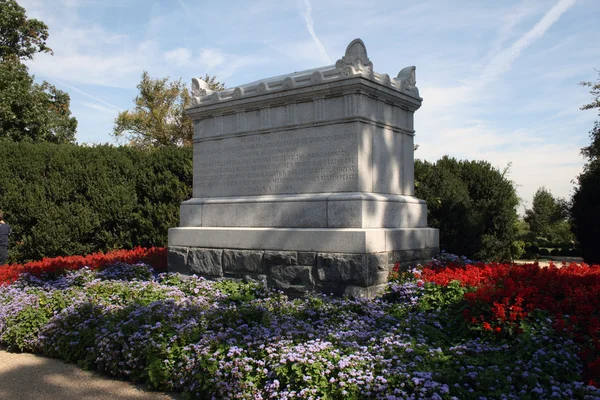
top-left (168, 38), bottom-right (439, 297)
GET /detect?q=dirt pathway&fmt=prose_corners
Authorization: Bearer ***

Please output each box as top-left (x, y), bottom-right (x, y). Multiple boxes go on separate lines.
top-left (0, 347), bottom-right (179, 400)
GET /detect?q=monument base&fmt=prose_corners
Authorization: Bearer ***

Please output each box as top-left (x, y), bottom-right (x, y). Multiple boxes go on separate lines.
top-left (179, 193), bottom-right (428, 229)
top-left (168, 227), bottom-right (438, 298)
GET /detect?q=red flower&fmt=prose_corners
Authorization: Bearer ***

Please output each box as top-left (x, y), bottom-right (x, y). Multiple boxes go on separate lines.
top-left (0, 247), bottom-right (168, 285)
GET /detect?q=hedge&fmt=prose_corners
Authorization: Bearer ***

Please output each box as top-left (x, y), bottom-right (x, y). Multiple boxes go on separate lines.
top-left (0, 142), bottom-right (192, 263)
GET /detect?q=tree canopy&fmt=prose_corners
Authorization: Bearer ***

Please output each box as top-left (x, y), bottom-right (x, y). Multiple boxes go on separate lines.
top-left (0, 0), bottom-right (77, 143)
top-left (0, 0), bottom-right (52, 61)
top-left (524, 187), bottom-right (573, 245)
top-left (415, 156), bottom-right (520, 261)
top-left (571, 71), bottom-right (600, 263)
top-left (579, 72), bottom-right (600, 164)
top-left (112, 72), bottom-right (224, 148)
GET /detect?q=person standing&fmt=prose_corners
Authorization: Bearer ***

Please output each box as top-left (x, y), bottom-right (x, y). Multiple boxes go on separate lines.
top-left (0, 210), bottom-right (10, 266)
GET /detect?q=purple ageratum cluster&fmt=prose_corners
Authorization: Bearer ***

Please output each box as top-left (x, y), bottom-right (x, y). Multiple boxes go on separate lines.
top-left (1, 263), bottom-right (600, 399)
top-left (430, 251), bottom-right (476, 268)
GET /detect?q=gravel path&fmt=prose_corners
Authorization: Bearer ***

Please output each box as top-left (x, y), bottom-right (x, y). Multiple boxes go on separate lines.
top-left (0, 346), bottom-right (179, 400)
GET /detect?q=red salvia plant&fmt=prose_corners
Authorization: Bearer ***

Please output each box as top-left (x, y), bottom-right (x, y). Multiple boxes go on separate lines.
top-left (421, 261), bottom-right (600, 386)
top-left (0, 247), bottom-right (168, 285)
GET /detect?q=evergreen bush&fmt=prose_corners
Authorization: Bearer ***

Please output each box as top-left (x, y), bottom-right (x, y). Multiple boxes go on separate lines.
top-left (571, 162), bottom-right (600, 264)
top-left (415, 156), bottom-right (519, 261)
top-left (539, 248), bottom-right (550, 256)
top-left (0, 142), bottom-right (192, 262)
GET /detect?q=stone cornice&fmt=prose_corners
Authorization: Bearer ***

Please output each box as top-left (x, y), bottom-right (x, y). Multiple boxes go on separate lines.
top-left (186, 38), bottom-right (421, 117)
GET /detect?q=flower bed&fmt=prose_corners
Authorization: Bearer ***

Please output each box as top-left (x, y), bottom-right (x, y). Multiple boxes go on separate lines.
top-left (1, 260), bottom-right (599, 399)
top-left (0, 247), bottom-right (167, 285)
top-left (420, 258), bottom-right (600, 387)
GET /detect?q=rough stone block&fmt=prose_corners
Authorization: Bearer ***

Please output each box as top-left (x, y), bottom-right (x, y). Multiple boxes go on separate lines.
top-left (223, 250), bottom-right (265, 273)
top-left (264, 251), bottom-right (298, 266)
top-left (270, 265), bottom-right (315, 291)
top-left (188, 248), bottom-right (223, 277)
top-left (298, 252), bottom-right (316, 266)
top-left (168, 246), bottom-right (189, 274)
top-left (368, 252), bottom-right (389, 271)
top-left (317, 253), bottom-right (386, 286)
top-left (317, 253), bottom-right (364, 283)
top-left (344, 284), bottom-right (388, 299)
top-left (242, 274), bottom-right (268, 283)
top-left (393, 249), bottom-right (420, 263)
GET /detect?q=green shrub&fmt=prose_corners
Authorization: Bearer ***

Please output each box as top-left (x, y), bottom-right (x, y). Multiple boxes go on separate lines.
top-left (522, 251), bottom-right (537, 260)
top-left (569, 248), bottom-right (582, 257)
top-left (571, 162), bottom-right (600, 264)
top-left (559, 248), bottom-right (570, 256)
top-left (550, 249), bottom-right (561, 256)
top-left (539, 248), bottom-right (550, 256)
top-left (415, 156), bottom-right (519, 262)
top-left (0, 142), bottom-right (192, 262)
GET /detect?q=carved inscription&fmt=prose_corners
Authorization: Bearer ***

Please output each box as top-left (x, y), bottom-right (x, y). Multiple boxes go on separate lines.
top-left (194, 128), bottom-right (358, 197)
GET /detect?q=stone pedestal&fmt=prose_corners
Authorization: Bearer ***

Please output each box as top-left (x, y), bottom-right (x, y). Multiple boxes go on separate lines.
top-left (168, 38), bottom-right (439, 297)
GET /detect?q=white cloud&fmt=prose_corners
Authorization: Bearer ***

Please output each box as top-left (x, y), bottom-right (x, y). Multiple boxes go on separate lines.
top-left (165, 48), bottom-right (192, 67)
top-left (477, 0), bottom-right (576, 87)
top-left (52, 78), bottom-right (122, 112)
top-left (81, 101), bottom-right (119, 114)
top-left (299, 0), bottom-right (331, 65)
top-left (264, 39), bottom-right (329, 66)
top-left (199, 49), bottom-right (227, 70)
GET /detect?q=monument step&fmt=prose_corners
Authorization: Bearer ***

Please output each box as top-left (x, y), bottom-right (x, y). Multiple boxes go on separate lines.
top-left (169, 227), bottom-right (438, 254)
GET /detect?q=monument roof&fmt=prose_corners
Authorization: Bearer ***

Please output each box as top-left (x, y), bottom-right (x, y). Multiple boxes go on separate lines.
top-left (188, 38), bottom-right (421, 108)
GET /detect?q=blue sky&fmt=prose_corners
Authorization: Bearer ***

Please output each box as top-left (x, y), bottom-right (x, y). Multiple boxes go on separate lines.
top-left (19, 0), bottom-right (600, 213)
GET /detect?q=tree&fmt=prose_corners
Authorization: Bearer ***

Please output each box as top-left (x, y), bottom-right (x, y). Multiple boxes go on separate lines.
top-left (113, 72), bottom-right (224, 148)
top-left (415, 156), bottom-right (520, 261)
top-left (524, 187), bottom-right (569, 241)
top-left (0, 0), bottom-right (52, 61)
top-left (579, 72), bottom-right (600, 163)
top-left (0, 0), bottom-right (77, 143)
top-left (571, 71), bottom-right (600, 263)
top-left (0, 59), bottom-right (77, 143)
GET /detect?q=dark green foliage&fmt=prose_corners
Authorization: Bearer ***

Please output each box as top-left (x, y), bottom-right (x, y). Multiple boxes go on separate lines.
top-left (415, 156), bottom-right (519, 261)
top-left (539, 248), bottom-right (550, 256)
top-left (0, 0), bottom-right (52, 61)
top-left (0, 1), bottom-right (76, 143)
top-left (571, 72), bottom-right (600, 264)
top-left (569, 248), bottom-right (582, 257)
top-left (524, 187), bottom-right (572, 242)
top-left (550, 249), bottom-right (561, 256)
top-left (0, 142), bottom-right (192, 262)
top-left (0, 59), bottom-right (77, 143)
top-left (571, 162), bottom-right (600, 264)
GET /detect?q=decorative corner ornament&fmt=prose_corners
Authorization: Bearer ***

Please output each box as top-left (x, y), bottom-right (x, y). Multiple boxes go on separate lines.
top-left (192, 78), bottom-right (215, 97)
top-left (335, 39), bottom-right (373, 73)
top-left (394, 66), bottom-right (419, 96)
